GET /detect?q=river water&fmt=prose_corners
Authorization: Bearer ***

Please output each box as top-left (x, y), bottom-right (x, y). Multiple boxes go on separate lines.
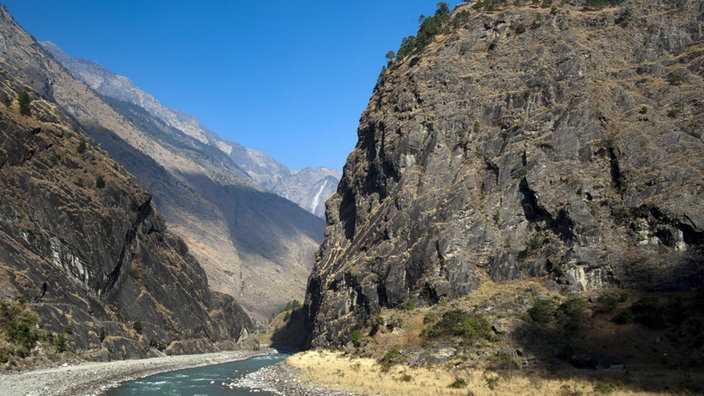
top-left (106, 353), bottom-right (287, 395)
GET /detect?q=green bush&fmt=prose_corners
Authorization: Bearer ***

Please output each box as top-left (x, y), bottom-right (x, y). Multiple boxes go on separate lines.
top-left (595, 293), bottom-right (618, 313)
top-left (351, 329), bottom-right (362, 348)
top-left (612, 309), bottom-right (634, 324)
top-left (380, 346), bottom-right (405, 369)
top-left (557, 297), bottom-right (588, 333)
top-left (528, 298), bottom-right (556, 325)
top-left (133, 320), bottom-right (143, 334)
top-left (630, 298), bottom-right (667, 329)
top-left (667, 72), bottom-right (684, 86)
top-left (96, 175), bottom-right (106, 189)
top-left (450, 377), bottom-right (468, 388)
top-left (17, 91), bottom-right (31, 116)
top-left (77, 139), bottom-right (87, 154)
top-left (426, 309), bottom-right (492, 341)
top-left (0, 300), bottom-right (39, 351)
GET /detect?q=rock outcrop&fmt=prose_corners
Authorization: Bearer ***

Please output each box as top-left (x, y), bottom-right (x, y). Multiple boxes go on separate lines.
top-left (0, 68), bottom-right (252, 359)
top-left (305, 0), bottom-right (704, 347)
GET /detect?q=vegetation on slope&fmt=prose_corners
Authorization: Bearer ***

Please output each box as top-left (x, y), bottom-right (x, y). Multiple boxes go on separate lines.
top-left (279, 280), bottom-right (704, 394)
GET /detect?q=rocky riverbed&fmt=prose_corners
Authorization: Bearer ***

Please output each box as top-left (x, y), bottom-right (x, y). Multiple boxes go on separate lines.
top-left (232, 360), bottom-right (359, 396)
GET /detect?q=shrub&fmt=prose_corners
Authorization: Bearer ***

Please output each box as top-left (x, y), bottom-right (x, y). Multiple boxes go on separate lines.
top-left (557, 297), bottom-right (588, 333)
top-left (515, 23), bottom-right (527, 34)
top-left (630, 298), bottom-right (667, 329)
top-left (528, 298), bottom-right (556, 325)
top-left (17, 91), bottom-right (31, 116)
top-left (667, 72), bottom-right (684, 86)
top-left (77, 139), bottom-right (87, 154)
top-left (615, 8), bottom-right (633, 26)
top-left (595, 293), bottom-right (618, 313)
top-left (639, 106), bottom-right (648, 114)
top-left (450, 377), bottom-right (468, 388)
top-left (380, 346), bottom-right (405, 369)
top-left (351, 329), bottom-right (362, 347)
top-left (667, 108), bottom-right (680, 118)
top-left (612, 309), bottom-right (634, 324)
top-left (54, 333), bottom-right (67, 352)
top-left (96, 175), bottom-right (106, 189)
top-left (426, 309), bottom-right (492, 341)
top-left (0, 300), bottom-right (39, 350)
top-left (133, 320), bottom-right (143, 334)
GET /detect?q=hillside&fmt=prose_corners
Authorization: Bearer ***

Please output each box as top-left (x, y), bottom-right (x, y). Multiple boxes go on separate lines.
top-left (0, 5), bottom-right (325, 323)
top-left (0, 64), bottom-right (252, 366)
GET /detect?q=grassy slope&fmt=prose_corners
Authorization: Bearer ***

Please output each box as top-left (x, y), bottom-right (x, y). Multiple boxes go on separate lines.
top-left (271, 279), bottom-right (703, 394)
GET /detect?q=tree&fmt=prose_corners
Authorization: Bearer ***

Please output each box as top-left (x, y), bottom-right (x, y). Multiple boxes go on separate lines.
top-left (18, 91), bottom-right (31, 116)
top-left (385, 50), bottom-right (396, 62)
top-left (436, 2), bottom-right (451, 17)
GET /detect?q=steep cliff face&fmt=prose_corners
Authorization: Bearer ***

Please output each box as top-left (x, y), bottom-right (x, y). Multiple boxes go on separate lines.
top-left (0, 69), bottom-right (252, 360)
top-left (0, 6), bottom-right (323, 323)
top-left (306, 0), bottom-right (704, 347)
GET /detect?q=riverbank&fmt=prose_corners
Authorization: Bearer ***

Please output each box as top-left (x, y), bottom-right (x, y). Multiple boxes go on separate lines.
top-left (0, 349), bottom-right (267, 396)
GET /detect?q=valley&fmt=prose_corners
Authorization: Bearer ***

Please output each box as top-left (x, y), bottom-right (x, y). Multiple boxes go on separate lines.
top-left (0, 0), bottom-right (703, 394)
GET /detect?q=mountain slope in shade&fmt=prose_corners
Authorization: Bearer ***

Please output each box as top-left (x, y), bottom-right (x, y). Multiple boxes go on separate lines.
top-left (0, 7), bottom-right (321, 323)
top-left (40, 41), bottom-right (341, 219)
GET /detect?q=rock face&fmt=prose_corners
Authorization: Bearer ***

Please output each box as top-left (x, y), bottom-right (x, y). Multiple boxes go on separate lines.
top-left (0, 8), bottom-right (323, 322)
top-left (305, 0), bottom-right (704, 347)
top-left (40, 40), bottom-right (341, 219)
top-left (0, 68), bottom-right (252, 359)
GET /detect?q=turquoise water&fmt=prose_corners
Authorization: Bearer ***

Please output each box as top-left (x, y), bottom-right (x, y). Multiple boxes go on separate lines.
top-left (106, 353), bottom-right (287, 396)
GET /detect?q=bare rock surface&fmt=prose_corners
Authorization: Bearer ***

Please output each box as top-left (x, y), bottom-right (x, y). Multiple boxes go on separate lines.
top-left (306, 0), bottom-right (704, 347)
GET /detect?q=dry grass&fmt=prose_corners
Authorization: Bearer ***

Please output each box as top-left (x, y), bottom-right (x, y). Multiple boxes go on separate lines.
top-left (274, 279), bottom-right (704, 395)
top-left (287, 350), bottom-right (683, 396)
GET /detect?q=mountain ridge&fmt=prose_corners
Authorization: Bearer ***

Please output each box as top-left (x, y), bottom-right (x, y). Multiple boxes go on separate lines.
top-left (40, 40), bottom-right (341, 218)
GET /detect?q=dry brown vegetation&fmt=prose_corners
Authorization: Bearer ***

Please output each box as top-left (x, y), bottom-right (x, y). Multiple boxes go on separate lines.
top-left (274, 279), bottom-right (704, 395)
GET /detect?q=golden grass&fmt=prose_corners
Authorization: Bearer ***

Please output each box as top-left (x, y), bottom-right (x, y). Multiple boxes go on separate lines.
top-left (287, 350), bottom-right (680, 396)
top-left (274, 279), bottom-right (704, 395)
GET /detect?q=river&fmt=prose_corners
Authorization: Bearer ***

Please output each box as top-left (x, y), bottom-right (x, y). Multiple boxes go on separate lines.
top-left (106, 353), bottom-right (288, 395)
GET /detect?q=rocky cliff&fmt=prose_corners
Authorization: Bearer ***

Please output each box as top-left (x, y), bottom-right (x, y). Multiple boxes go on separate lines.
top-left (305, 0), bottom-right (704, 347)
top-left (0, 6), bottom-right (324, 323)
top-left (0, 66), bottom-right (252, 361)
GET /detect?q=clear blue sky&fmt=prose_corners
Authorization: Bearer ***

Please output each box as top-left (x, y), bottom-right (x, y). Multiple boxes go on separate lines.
top-left (2, 1), bottom-right (461, 170)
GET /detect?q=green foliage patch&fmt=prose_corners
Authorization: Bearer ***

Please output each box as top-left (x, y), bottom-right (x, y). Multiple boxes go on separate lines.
top-left (426, 309), bottom-right (493, 342)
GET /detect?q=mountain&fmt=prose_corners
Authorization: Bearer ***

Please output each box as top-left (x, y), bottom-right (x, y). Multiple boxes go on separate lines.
top-left (39, 41), bottom-right (341, 219)
top-left (0, 9), bottom-right (326, 323)
top-left (0, 44), bottom-right (252, 362)
top-left (303, 0), bottom-right (704, 347)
